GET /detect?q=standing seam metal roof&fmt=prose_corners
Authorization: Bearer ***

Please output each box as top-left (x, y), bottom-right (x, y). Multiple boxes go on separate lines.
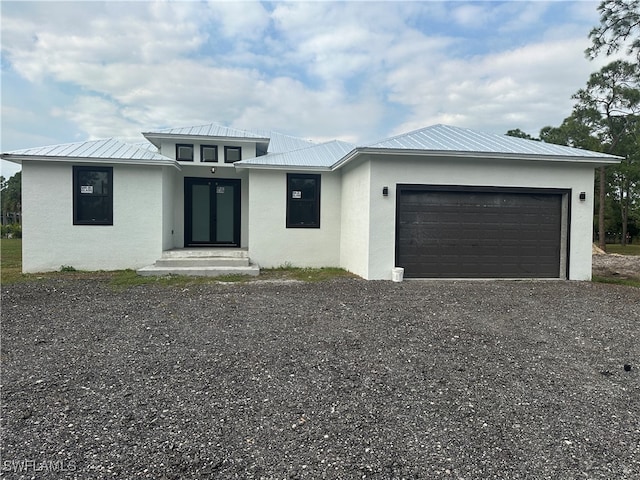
top-left (367, 124), bottom-right (620, 159)
top-left (143, 123), bottom-right (268, 139)
top-left (3, 124), bottom-right (622, 169)
top-left (235, 140), bottom-right (356, 168)
top-left (4, 138), bottom-right (172, 161)
top-left (143, 123), bottom-right (315, 154)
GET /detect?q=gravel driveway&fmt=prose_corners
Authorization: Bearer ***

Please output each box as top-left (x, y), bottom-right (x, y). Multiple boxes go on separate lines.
top-left (1, 277), bottom-right (639, 479)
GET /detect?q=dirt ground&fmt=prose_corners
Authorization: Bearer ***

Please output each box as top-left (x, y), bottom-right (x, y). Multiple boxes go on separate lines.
top-left (592, 251), bottom-right (640, 280)
top-left (1, 275), bottom-right (639, 479)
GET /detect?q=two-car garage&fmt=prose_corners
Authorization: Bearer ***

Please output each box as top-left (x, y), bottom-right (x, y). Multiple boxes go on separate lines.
top-left (396, 185), bottom-right (568, 279)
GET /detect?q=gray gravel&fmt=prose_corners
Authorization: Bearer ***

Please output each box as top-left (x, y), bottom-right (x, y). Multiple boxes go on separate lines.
top-left (1, 277), bottom-right (639, 479)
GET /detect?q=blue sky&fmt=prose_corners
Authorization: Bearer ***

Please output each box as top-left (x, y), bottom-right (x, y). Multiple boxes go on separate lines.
top-left (0, 1), bottom-right (621, 177)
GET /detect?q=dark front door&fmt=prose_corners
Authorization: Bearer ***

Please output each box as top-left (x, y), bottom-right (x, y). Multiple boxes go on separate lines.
top-left (185, 177), bottom-right (241, 247)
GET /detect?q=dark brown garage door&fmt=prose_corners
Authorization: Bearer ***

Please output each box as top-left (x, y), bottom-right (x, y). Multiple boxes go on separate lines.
top-left (396, 186), bottom-right (566, 278)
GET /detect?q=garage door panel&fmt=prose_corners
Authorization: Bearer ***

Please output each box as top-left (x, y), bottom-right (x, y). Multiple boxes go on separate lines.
top-left (397, 188), bottom-right (564, 278)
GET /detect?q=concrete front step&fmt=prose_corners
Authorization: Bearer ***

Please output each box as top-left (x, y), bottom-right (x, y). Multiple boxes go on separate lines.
top-left (155, 257), bottom-right (249, 267)
top-left (137, 248), bottom-right (259, 277)
top-left (137, 264), bottom-right (260, 277)
top-left (161, 248), bottom-right (249, 259)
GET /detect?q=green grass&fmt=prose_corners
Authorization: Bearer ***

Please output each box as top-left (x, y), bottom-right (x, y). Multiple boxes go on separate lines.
top-left (604, 244), bottom-right (640, 256)
top-left (8, 238), bottom-right (635, 288)
top-left (592, 275), bottom-right (640, 288)
top-left (0, 238), bottom-right (23, 283)
top-left (1, 239), bottom-right (354, 287)
top-left (260, 266), bottom-right (356, 282)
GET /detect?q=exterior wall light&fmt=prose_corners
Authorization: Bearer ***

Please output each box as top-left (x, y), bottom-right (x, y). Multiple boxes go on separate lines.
top-left (382, 186), bottom-right (389, 197)
top-left (210, 167), bottom-right (216, 174)
top-left (579, 192), bottom-right (586, 201)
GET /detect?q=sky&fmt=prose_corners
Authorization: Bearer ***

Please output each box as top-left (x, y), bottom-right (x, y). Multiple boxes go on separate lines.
top-left (0, 0), bottom-right (622, 178)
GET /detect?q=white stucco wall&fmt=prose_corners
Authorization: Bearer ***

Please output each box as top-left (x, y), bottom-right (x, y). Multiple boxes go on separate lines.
top-left (21, 161), bottom-right (164, 272)
top-left (162, 166), bottom-right (176, 250)
top-left (247, 169), bottom-right (341, 268)
top-left (339, 159), bottom-right (371, 278)
top-left (356, 155), bottom-right (597, 280)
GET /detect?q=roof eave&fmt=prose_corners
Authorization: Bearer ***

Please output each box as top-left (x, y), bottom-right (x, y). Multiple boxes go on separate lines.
top-left (337, 148), bottom-right (622, 167)
top-left (143, 132), bottom-right (270, 147)
top-left (234, 163), bottom-right (331, 172)
top-left (1, 154), bottom-right (182, 170)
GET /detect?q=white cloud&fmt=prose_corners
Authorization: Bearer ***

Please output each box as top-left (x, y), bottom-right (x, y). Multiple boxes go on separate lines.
top-left (451, 3), bottom-right (493, 29)
top-left (0, 0), bottom-right (616, 151)
top-left (389, 36), bottom-right (603, 136)
top-left (206, 1), bottom-right (270, 40)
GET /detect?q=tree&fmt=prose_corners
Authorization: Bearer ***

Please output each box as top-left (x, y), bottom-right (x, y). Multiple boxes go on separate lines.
top-left (573, 60), bottom-right (640, 247)
top-left (537, 61), bottom-right (640, 248)
top-left (586, 0), bottom-right (640, 62)
top-left (505, 128), bottom-right (538, 140)
top-left (608, 115), bottom-right (640, 244)
top-left (0, 171), bottom-right (21, 225)
top-left (585, 0), bottom-right (640, 247)
top-left (539, 111), bottom-right (603, 151)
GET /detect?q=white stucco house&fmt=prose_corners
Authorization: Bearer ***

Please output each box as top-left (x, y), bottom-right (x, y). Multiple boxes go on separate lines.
top-left (1, 123), bottom-right (621, 280)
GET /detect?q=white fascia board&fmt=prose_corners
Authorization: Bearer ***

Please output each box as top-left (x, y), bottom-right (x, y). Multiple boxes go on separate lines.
top-left (332, 148), bottom-right (623, 170)
top-left (143, 132), bottom-right (270, 148)
top-left (2, 154), bottom-right (182, 170)
top-left (330, 148), bottom-right (359, 170)
top-left (233, 163), bottom-right (331, 172)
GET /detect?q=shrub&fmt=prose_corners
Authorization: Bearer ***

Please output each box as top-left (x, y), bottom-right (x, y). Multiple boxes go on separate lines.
top-left (1, 224), bottom-right (22, 238)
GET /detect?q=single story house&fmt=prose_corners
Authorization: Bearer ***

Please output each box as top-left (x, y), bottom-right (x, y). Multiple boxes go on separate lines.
top-left (1, 123), bottom-right (621, 280)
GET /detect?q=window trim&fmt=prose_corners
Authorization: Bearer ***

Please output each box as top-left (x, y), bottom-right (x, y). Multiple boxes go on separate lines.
top-left (224, 146), bottom-right (242, 163)
top-left (176, 144), bottom-right (194, 162)
top-left (73, 166), bottom-right (113, 226)
top-left (286, 173), bottom-right (321, 228)
top-left (201, 145), bottom-right (218, 163)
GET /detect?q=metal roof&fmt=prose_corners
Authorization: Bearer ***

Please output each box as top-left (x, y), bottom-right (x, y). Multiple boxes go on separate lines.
top-left (256, 131), bottom-right (315, 154)
top-left (142, 123), bottom-right (314, 154)
top-left (1, 138), bottom-right (177, 166)
top-left (235, 140), bottom-right (356, 169)
top-left (366, 124), bottom-right (621, 160)
top-left (143, 123), bottom-right (268, 140)
top-left (3, 123), bottom-right (621, 171)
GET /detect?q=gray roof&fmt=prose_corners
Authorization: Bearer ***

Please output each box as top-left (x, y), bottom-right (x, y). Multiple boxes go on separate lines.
top-left (235, 140), bottom-right (356, 169)
top-left (142, 123), bottom-right (314, 154)
top-left (3, 123), bottom-right (621, 170)
top-left (144, 123), bottom-right (268, 140)
top-left (366, 124), bottom-right (621, 160)
top-left (255, 131), bottom-right (315, 154)
top-left (2, 138), bottom-right (177, 167)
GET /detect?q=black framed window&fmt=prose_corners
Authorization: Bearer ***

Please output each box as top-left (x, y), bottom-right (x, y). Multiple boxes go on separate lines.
top-left (73, 166), bottom-right (113, 225)
top-left (287, 173), bottom-right (320, 228)
top-left (201, 145), bottom-right (218, 162)
top-left (176, 144), bottom-right (194, 161)
top-left (224, 146), bottom-right (242, 163)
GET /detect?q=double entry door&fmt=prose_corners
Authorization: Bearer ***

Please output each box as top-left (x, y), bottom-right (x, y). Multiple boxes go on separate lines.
top-left (184, 177), bottom-right (241, 247)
